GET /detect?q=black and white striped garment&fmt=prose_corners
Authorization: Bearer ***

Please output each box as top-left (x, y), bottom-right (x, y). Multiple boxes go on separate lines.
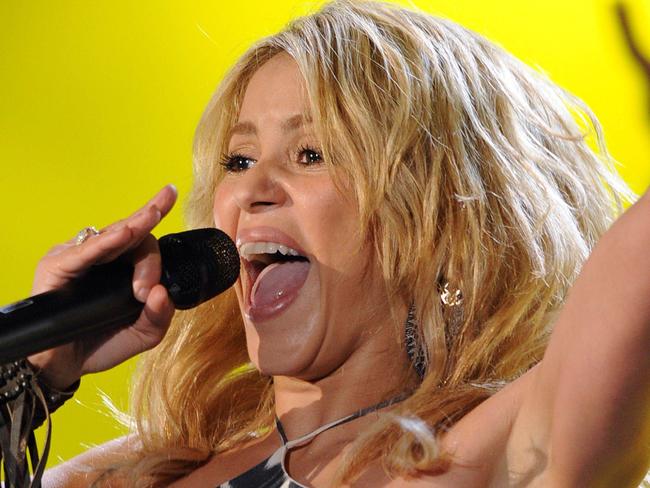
top-left (218, 442), bottom-right (304, 488)
top-left (218, 394), bottom-right (408, 488)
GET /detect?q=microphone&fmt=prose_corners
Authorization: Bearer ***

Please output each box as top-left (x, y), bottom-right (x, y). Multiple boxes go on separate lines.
top-left (0, 228), bottom-right (240, 362)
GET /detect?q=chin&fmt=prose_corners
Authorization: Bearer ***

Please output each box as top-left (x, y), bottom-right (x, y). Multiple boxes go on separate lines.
top-left (238, 274), bottom-right (330, 378)
top-left (243, 318), bottom-right (346, 380)
top-left (248, 351), bottom-right (311, 378)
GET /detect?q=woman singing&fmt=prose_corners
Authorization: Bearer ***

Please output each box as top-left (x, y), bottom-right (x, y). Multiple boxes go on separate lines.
top-left (23, 1), bottom-right (650, 486)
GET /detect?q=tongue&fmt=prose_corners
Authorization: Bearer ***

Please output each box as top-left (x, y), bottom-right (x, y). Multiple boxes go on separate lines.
top-left (251, 261), bottom-right (310, 308)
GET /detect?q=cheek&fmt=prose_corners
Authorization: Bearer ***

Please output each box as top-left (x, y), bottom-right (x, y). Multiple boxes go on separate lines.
top-left (303, 186), bottom-right (361, 266)
top-left (213, 183), bottom-right (239, 240)
top-left (213, 182), bottom-right (246, 309)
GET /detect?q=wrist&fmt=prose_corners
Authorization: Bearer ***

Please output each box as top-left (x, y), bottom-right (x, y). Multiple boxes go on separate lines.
top-left (27, 350), bottom-right (82, 391)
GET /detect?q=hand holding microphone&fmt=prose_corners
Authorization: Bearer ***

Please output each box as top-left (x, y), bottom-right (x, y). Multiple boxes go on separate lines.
top-left (6, 185), bottom-right (239, 390)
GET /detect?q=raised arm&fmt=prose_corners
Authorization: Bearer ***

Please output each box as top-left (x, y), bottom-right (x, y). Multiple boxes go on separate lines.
top-left (509, 190), bottom-right (650, 486)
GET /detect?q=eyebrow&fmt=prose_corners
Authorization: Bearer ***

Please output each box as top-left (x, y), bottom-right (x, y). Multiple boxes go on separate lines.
top-left (228, 114), bottom-right (313, 138)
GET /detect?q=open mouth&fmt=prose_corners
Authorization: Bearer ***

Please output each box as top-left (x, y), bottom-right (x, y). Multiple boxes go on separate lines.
top-left (244, 250), bottom-right (309, 283)
top-left (239, 242), bottom-right (311, 320)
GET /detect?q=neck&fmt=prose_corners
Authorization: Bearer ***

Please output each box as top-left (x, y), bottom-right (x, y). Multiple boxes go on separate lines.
top-left (272, 316), bottom-right (418, 441)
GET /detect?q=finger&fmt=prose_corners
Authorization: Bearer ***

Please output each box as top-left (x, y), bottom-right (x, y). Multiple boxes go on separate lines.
top-left (81, 184), bottom-right (177, 239)
top-left (37, 186), bottom-right (177, 288)
top-left (131, 235), bottom-right (161, 302)
top-left (54, 209), bottom-right (156, 276)
top-left (134, 284), bottom-right (175, 347)
top-left (96, 204), bottom-right (162, 259)
top-left (40, 226), bottom-right (133, 280)
top-left (48, 209), bottom-right (156, 278)
top-left (62, 226), bottom-right (106, 247)
top-left (78, 226), bottom-right (132, 263)
top-left (99, 202), bottom-right (161, 243)
top-left (95, 184), bottom-right (177, 253)
top-left (148, 184), bottom-right (177, 220)
top-left (74, 202), bottom-right (162, 267)
top-left (145, 284), bottom-right (175, 328)
top-left (112, 184), bottom-right (177, 234)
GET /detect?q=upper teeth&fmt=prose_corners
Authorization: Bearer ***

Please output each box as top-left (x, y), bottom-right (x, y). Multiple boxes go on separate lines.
top-left (239, 241), bottom-right (302, 261)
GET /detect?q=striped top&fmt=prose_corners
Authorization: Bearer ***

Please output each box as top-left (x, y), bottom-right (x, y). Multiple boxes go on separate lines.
top-left (218, 394), bottom-right (408, 488)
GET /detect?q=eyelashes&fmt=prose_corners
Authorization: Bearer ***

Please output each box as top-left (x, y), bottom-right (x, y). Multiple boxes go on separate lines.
top-left (219, 152), bottom-right (254, 173)
top-left (219, 144), bottom-right (323, 173)
top-left (296, 144), bottom-right (323, 165)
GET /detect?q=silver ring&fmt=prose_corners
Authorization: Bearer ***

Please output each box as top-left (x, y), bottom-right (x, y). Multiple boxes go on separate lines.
top-left (75, 226), bottom-right (100, 245)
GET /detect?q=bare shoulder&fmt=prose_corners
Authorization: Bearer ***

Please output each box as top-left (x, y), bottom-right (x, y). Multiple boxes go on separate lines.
top-left (437, 367), bottom-right (539, 485)
top-left (43, 435), bottom-right (138, 488)
top-left (353, 368), bottom-right (541, 487)
top-left (437, 366), bottom-right (541, 485)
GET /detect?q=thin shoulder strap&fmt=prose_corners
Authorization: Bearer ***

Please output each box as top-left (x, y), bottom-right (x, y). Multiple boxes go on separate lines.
top-left (275, 392), bottom-right (409, 450)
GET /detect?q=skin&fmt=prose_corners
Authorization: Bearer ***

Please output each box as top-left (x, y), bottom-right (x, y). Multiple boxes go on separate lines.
top-left (28, 187), bottom-right (177, 390)
top-left (213, 52), bottom-right (415, 418)
top-left (39, 54), bottom-right (650, 487)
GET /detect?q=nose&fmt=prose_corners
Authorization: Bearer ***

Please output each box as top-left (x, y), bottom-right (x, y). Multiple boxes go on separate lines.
top-left (232, 160), bottom-right (287, 213)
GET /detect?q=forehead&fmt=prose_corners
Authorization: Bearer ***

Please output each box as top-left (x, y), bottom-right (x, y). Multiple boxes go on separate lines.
top-left (237, 53), bottom-right (311, 123)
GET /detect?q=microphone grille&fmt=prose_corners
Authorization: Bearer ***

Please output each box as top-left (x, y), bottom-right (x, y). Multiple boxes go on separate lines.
top-left (159, 228), bottom-right (240, 310)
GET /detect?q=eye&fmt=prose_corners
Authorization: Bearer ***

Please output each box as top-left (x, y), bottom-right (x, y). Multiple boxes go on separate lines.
top-left (219, 152), bottom-right (256, 173)
top-left (297, 145), bottom-right (323, 166)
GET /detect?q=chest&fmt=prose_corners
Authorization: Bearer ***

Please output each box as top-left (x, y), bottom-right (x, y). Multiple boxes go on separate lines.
top-left (169, 434), bottom-right (516, 488)
top-left (170, 375), bottom-right (544, 487)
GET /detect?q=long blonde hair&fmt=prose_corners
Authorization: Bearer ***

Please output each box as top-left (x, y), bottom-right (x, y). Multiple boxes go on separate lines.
top-left (105, 1), bottom-right (634, 485)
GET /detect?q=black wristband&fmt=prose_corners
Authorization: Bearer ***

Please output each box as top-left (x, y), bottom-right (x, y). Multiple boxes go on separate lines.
top-left (0, 358), bottom-right (80, 487)
top-left (0, 359), bottom-right (80, 429)
top-left (32, 371), bottom-right (81, 430)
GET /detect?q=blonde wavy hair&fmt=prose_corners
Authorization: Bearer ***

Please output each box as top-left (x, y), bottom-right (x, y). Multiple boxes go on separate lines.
top-left (99, 0), bottom-right (635, 485)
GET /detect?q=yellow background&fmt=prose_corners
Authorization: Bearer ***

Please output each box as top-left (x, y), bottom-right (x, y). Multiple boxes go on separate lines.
top-left (0, 0), bottom-right (648, 467)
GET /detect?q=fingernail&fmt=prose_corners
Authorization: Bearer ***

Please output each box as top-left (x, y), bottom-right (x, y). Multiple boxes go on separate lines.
top-left (166, 183), bottom-right (177, 196)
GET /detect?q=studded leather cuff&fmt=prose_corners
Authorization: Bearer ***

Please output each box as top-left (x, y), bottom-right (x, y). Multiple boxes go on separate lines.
top-left (0, 359), bottom-right (80, 429)
top-left (32, 373), bottom-right (81, 430)
top-left (0, 358), bottom-right (80, 486)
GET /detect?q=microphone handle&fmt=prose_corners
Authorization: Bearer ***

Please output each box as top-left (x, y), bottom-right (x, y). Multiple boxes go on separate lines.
top-left (0, 260), bottom-right (142, 362)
